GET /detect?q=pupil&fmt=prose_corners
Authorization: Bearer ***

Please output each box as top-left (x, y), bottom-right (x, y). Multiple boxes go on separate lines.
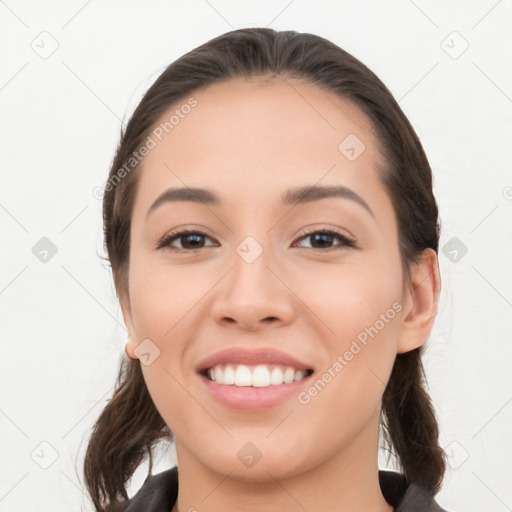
top-left (179, 233), bottom-right (335, 250)
top-left (311, 233), bottom-right (332, 248)
top-left (183, 234), bottom-right (203, 249)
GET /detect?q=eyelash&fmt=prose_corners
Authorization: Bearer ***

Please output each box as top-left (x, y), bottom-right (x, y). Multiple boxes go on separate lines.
top-left (155, 227), bottom-right (356, 252)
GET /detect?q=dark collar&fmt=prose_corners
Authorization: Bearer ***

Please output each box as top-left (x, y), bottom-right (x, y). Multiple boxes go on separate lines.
top-left (121, 466), bottom-right (449, 512)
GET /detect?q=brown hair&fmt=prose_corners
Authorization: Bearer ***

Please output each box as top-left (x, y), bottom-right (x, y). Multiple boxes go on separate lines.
top-left (82, 27), bottom-right (445, 511)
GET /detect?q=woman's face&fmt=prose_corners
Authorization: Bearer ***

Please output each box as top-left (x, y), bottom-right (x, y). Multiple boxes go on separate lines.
top-left (122, 77), bottom-right (427, 481)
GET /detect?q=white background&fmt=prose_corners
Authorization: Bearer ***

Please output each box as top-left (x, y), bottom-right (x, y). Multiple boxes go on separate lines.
top-left (1, 1), bottom-right (511, 511)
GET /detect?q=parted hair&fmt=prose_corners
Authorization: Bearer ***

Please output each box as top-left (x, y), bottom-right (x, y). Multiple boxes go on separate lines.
top-left (82, 27), bottom-right (446, 511)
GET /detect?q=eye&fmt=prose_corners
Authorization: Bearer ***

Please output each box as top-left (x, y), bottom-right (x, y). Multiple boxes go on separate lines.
top-left (156, 227), bottom-right (356, 252)
top-left (156, 228), bottom-right (218, 251)
top-left (293, 228), bottom-right (356, 251)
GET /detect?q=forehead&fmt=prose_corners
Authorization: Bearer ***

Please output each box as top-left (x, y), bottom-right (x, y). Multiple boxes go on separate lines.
top-left (133, 76), bottom-right (389, 216)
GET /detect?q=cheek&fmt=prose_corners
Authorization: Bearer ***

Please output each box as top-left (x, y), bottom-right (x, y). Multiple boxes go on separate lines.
top-left (129, 260), bottom-right (205, 430)
top-left (128, 259), bottom-right (209, 340)
top-left (293, 280), bottom-right (401, 457)
top-left (290, 256), bottom-right (402, 405)
top-left (288, 253), bottom-right (403, 343)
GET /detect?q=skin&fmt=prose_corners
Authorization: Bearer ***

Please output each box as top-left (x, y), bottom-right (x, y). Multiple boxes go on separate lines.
top-left (121, 76), bottom-right (440, 512)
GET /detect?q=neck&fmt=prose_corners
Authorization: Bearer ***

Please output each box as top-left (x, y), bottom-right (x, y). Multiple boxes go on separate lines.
top-left (171, 410), bottom-right (392, 512)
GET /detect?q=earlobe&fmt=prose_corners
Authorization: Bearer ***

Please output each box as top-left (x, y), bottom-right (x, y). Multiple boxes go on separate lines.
top-left (125, 336), bottom-right (137, 360)
top-left (397, 248), bottom-right (441, 354)
top-left (120, 295), bottom-right (138, 359)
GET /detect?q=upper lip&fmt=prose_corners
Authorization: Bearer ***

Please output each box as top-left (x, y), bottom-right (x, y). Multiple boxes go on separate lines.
top-left (196, 347), bottom-right (314, 373)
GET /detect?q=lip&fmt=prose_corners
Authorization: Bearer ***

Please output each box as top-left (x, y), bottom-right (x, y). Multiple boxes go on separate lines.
top-left (195, 346), bottom-right (314, 373)
top-left (195, 347), bottom-right (315, 411)
top-left (198, 373), bottom-right (313, 410)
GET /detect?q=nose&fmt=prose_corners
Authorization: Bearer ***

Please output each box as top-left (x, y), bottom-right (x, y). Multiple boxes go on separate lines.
top-left (210, 242), bottom-right (296, 332)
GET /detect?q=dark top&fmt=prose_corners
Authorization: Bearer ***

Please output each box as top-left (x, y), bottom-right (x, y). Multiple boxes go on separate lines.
top-left (115, 466), bottom-right (450, 512)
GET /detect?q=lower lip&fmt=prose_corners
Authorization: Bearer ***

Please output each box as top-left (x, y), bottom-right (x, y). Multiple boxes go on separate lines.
top-left (198, 373), bottom-right (313, 410)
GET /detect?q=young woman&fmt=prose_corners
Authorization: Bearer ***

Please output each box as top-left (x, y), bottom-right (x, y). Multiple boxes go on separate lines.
top-left (83, 28), bottom-right (450, 512)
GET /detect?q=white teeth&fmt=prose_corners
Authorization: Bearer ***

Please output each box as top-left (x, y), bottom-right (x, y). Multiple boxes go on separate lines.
top-left (270, 367), bottom-right (284, 385)
top-left (223, 365), bottom-right (235, 385)
top-left (234, 365), bottom-right (252, 386)
top-left (205, 364), bottom-right (311, 387)
top-left (294, 370), bottom-right (306, 381)
top-left (252, 365), bottom-right (270, 387)
top-left (283, 367), bottom-right (295, 384)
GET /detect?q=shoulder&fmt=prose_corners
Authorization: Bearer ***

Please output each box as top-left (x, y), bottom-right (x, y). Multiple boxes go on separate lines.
top-left (110, 467), bottom-right (451, 512)
top-left (107, 466), bottom-right (179, 512)
top-left (379, 470), bottom-right (451, 512)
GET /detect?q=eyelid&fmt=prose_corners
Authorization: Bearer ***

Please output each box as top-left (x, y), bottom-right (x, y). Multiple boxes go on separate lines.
top-left (155, 225), bottom-right (220, 251)
top-left (156, 224), bottom-right (357, 251)
top-left (292, 226), bottom-right (356, 249)
top-left (294, 224), bottom-right (355, 242)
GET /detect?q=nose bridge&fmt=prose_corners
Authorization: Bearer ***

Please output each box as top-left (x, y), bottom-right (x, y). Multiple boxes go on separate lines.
top-left (230, 233), bottom-right (277, 301)
top-left (211, 232), bottom-right (295, 328)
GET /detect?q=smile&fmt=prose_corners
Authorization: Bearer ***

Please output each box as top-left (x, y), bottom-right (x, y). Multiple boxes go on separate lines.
top-left (202, 364), bottom-right (314, 387)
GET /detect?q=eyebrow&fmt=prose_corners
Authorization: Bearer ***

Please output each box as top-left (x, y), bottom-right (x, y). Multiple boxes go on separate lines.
top-left (146, 184), bottom-right (374, 219)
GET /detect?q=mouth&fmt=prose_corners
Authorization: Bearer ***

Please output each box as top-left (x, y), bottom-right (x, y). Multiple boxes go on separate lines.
top-left (199, 364), bottom-right (315, 388)
top-left (195, 346), bottom-right (315, 409)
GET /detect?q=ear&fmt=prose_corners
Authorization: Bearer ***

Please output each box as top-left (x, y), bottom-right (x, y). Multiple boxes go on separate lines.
top-left (397, 248), bottom-right (441, 354)
top-left (120, 292), bottom-right (138, 360)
